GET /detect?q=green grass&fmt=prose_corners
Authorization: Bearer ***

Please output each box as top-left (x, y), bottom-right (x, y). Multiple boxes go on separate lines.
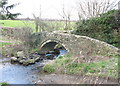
top-left (42, 55), bottom-right (119, 79)
top-left (0, 20), bottom-right (35, 29)
top-left (43, 64), bottom-right (55, 73)
top-left (0, 82), bottom-right (8, 86)
top-left (0, 20), bottom-right (76, 32)
top-left (0, 42), bottom-right (12, 47)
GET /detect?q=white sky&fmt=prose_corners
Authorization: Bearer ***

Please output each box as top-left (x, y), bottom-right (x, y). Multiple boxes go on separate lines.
top-left (8, 0), bottom-right (79, 20)
top-left (8, 0), bottom-right (119, 20)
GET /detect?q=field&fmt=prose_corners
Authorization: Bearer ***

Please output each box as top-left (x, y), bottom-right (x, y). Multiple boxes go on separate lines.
top-left (0, 20), bottom-right (76, 32)
top-left (0, 20), bottom-right (36, 32)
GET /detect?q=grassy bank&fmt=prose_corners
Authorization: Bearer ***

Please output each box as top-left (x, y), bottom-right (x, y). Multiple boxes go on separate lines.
top-left (42, 55), bottom-right (119, 79)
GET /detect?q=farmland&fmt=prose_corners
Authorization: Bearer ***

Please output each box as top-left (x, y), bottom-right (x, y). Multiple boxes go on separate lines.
top-left (0, 20), bottom-right (76, 32)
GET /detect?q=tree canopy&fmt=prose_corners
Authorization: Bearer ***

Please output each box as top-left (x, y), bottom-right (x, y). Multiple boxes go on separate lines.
top-left (0, 0), bottom-right (21, 20)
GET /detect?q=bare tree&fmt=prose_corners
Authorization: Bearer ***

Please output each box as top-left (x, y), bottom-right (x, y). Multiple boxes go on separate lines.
top-left (77, 0), bottom-right (119, 19)
top-left (118, 1), bottom-right (120, 10)
top-left (58, 4), bottom-right (72, 30)
top-left (33, 5), bottom-right (51, 32)
top-left (33, 14), bottom-right (52, 32)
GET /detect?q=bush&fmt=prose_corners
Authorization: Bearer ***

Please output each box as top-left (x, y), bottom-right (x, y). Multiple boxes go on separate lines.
top-left (74, 10), bottom-right (120, 48)
top-left (28, 32), bottom-right (42, 48)
top-left (1, 27), bottom-right (33, 56)
top-left (2, 27), bottom-right (33, 46)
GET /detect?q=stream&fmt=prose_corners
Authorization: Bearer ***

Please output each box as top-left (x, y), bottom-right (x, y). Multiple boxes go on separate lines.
top-left (0, 49), bottom-right (67, 84)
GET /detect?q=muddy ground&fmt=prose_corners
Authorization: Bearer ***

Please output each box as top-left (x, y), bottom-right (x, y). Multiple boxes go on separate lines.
top-left (34, 73), bottom-right (118, 84)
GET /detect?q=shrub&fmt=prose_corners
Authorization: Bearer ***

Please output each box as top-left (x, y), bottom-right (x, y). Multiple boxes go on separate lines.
top-left (0, 82), bottom-right (8, 86)
top-left (74, 10), bottom-right (120, 48)
top-left (1, 27), bottom-right (32, 43)
top-left (28, 32), bottom-right (42, 48)
top-left (1, 27), bottom-right (33, 56)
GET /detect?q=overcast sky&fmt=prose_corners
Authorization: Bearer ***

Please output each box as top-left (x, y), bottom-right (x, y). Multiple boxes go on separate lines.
top-left (8, 0), bottom-right (119, 20)
top-left (8, 0), bottom-right (79, 20)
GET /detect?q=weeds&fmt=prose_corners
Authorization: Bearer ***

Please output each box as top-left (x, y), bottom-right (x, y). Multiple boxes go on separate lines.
top-left (42, 55), bottom-right (119, 79)
top-left (43, 64), bottom-right (55, 73)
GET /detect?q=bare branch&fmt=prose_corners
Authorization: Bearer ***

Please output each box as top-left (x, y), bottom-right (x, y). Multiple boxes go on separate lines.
top-left (77, 0), bottom-right (118, 19)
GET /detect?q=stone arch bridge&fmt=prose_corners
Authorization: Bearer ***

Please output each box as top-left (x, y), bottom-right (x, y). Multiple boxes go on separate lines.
top-left (31, 31), bottom-right (119, 56)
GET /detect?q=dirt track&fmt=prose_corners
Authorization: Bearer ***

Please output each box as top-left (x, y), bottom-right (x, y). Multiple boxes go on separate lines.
top-left (34, 74), bottom-right (118, 84)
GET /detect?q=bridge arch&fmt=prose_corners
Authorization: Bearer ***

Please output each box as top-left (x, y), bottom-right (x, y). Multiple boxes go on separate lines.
top-left (39, 39), bottom-right (69, 53)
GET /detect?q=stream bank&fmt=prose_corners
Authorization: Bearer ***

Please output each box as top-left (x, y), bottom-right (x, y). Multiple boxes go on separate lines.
top-left (0, 49), bottom-right (67, 84)
top-left (0, 51), bottom-right (119, 84)
top-left (0, 55), bottom-right (118, 84)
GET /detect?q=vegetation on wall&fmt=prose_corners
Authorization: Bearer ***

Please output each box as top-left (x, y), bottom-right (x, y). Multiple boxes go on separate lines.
top-left (74, 10), bottom-right (120, 48)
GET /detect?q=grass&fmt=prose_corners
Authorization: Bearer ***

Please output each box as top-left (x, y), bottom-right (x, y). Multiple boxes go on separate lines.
top-left (0, 20), bottom-right (35, 29)
top-left (0, 82), bottom-right (8, 86)
top-left (0, 36), bottom-right (16, 47)
top-left (0, 42), bottom-right (12, 47)
top-left (0, 20), bottom-right (36, 32)
top-left (43, 64), bottom-right (55, 73)
top-left (0, 36), bottom-right (11, 41)
top-left (0, 20), bottom-right (76, 32)
top-left (42, 55), bottom-right (119, 79)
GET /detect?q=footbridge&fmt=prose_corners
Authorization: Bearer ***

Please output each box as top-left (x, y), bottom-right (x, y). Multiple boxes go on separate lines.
top-left (31, 31), bottom-right (119, 56)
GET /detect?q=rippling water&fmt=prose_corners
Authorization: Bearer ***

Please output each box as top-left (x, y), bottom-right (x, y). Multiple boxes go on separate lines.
top-left (0, 58), bottom-right (39, 84)
top-left (0, 49), bottom-right (67, 84)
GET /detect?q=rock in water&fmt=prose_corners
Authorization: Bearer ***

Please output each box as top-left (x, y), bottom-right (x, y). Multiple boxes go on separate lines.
top-left (22, 59), bottom-right (35, 66)
top-left (17, 51), bottom-right (24, 57)
top-left (11, 57), bottom-right (17, 61)
top-left (11, 57), bottom-right (18, 63)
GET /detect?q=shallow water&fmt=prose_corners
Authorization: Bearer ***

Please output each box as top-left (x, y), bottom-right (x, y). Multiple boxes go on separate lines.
top-left (0, 49), bottom-right (67, 84)
top-left (0, 58), bottom-right (41, 84)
